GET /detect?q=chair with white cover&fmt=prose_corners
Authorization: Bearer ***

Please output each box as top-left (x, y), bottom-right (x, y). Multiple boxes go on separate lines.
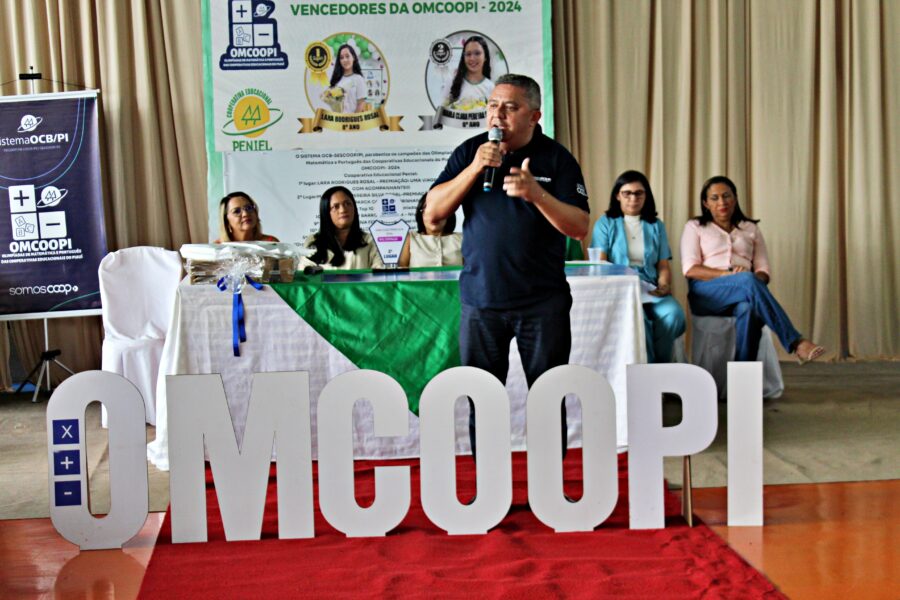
top-left (99, 247), bottom-right (182, 425)
top-left (671, 334), bottom-right (687, 363)
top-left (690, 315), bottom-right (784, 399)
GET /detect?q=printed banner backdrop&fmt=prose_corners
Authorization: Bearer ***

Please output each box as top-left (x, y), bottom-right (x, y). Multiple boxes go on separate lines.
top-left (0, 91), bottom-right (107, 317)
top-left (207, 0), bottom-right (552, 243)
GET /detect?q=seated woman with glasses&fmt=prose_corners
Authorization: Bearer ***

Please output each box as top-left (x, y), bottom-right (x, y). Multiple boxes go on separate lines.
top-left (398, 194), bottom-right (462, 267)
top-left (215, 191), bottom-right (279, 242)
top-left (590, 170), bottom-right (685, 363)
top-left (680, 175), bottom-right (825, 364)
top-left (302, 186), bottom-right (384, 269)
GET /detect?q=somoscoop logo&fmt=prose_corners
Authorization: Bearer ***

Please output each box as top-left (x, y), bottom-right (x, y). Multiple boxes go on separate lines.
top-left (9, 284), bottom-right (79, 296)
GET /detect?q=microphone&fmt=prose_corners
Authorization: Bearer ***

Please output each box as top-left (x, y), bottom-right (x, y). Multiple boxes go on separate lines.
top-left (483, 127), bottom-right (503, 192)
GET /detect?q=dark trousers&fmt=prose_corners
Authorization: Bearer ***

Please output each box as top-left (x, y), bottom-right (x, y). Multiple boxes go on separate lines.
top-left (460, 293), bottom-right (572, 459)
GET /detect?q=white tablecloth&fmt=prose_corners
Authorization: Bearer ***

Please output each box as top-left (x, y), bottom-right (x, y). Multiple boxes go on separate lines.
top-left (147, 267), bottom-right (646, 470)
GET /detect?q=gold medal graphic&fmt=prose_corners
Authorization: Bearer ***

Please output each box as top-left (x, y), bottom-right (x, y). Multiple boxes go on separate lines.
top-left (305, 42), bottom-right (331, 86)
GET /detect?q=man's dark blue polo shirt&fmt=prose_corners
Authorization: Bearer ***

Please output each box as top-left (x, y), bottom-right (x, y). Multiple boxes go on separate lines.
top-left (432, 125), bottom-right (589, 309)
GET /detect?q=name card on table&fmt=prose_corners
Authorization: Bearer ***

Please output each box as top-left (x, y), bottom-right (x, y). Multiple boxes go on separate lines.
top-left (369, 219), bottom-right (410, 265)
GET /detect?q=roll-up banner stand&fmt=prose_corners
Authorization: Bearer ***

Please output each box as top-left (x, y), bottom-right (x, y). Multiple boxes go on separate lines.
top-left (0, 90), bottom-right (107, 321)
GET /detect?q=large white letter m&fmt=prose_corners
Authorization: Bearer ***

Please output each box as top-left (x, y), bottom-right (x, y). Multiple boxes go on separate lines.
top-left (167, 372), bottom-right (313, 543)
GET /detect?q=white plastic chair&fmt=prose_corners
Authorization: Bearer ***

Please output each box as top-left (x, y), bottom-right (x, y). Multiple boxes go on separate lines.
top-left (671, 335), bottom-right (687, 363)
top-left (689, 315), bottom-right (784, 399)
top-left (99, 247), bottom-right (182, 425)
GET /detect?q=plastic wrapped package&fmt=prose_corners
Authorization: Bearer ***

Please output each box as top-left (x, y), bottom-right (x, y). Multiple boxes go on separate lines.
top-left (180, 242), bottom-right (310, 285)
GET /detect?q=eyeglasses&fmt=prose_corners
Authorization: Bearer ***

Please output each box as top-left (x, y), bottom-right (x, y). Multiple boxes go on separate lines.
top-left (229, 205), bottom-right (256, 216)
top-left (330, 201), bottom-right (354, 212)
top-left (620, 190), bottom-right (645, 199)
top-left (706, 193), bottom-right (734, 202)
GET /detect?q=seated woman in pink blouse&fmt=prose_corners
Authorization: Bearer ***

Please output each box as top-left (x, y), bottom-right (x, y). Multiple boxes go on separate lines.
top-left (680, 176), bottom-right (825, 363)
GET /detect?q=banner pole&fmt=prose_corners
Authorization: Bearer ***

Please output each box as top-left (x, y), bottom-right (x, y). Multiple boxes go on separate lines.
top-left (43, 319), bottom-right (50, 390)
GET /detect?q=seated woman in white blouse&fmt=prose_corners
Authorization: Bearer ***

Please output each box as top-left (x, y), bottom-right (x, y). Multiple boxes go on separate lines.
top-left (302, 186), bottom-right (384, 270)
top-left (680, 175), bottom-right (824, 364)
top-left (398, 194), bottom-right (462, 267)
top-left (590, 170), bottom-right (685, 363)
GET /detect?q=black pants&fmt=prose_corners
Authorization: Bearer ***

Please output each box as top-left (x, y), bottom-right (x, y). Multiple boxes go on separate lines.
top-left (460, 293), bottom-right (572, 459)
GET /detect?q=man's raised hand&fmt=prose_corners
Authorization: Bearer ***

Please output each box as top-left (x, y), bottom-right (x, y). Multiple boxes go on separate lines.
top-left (504, 157), bottom-right (544, 202)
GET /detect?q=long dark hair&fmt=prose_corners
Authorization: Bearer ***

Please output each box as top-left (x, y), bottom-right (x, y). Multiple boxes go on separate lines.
top-left (604, 170), bottom-right (658, 223)
top-left (695, 175), bottom-right (759, 226)
top-left (310, 186), bottom-right (367, 267)
top-left (330, 44), bottom-right (363, 87)
top-left (447, 36), bottom-right (491, 104)
top-left (415, 193), bottom-right (456, 234)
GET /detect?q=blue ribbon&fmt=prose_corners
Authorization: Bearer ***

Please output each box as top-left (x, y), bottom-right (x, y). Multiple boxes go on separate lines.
top-left (218, 276), bottom-right (264, 357)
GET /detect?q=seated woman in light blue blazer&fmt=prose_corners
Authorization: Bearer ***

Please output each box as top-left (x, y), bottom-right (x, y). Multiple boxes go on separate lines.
top-left (591, 170), bottom-right (686, 363)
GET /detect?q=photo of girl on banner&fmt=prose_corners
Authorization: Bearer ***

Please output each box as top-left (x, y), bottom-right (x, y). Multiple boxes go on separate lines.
top-left (327, 43), bottom-right (367, 114)
top-left (301, 33), bottom-right (402, 133)
top-left (424, 32), bottom-right (508, 130)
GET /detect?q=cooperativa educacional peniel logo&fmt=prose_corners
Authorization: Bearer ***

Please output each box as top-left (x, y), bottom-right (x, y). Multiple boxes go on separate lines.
top-left (221, 88), bottom-right (283, 151)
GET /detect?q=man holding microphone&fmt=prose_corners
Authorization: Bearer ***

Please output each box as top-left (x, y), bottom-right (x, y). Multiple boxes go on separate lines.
top-left (426, 73), bottom-right (590, 459)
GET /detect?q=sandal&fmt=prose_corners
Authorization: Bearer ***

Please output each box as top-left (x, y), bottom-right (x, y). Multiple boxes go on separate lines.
top-left (796, 341), bottom-right (826, 365)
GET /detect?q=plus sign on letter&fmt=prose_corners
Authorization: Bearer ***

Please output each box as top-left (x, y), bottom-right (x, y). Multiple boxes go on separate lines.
top-left (53, 450), bottom-right (81, 476)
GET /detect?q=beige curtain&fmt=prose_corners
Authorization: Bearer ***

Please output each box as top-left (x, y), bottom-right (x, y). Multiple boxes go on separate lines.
top-left (554, 0), bottom-right (899, 359)
top-left (0, 0), bottom-right (206, 386)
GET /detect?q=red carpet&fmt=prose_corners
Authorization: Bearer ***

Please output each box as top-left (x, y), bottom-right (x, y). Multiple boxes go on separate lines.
top-left (138, 452), bottom-right (785, 599)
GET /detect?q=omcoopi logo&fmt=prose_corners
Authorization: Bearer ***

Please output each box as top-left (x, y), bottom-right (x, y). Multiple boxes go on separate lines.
top-left (221, 88), bottom-right (283, 151)
top-left (219, 0), bottom-right (288, 70)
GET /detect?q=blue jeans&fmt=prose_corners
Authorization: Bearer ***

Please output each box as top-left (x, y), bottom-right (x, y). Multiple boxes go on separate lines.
top-left (688, 272), bottom-right (801, 361)
top-left (460, 293), bottom-right (571, 458)
top-left (643, 295), bottom-right (686, 363)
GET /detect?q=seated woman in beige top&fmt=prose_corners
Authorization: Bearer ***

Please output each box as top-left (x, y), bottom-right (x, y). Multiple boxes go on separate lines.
top-left (398, 194), bottom-right (462, 267)
top-left (302, 186), bottom-right (384, 270)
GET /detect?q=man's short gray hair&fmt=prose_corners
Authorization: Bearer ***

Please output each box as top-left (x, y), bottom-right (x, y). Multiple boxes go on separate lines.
top-left (495, 74), bottom-right (541, 110)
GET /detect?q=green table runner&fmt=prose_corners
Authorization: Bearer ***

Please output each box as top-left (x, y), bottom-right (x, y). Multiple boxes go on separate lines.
top-left (565, 237), bottom-right (584, 260)
top-left (269, 268), bottom-right (462, 414)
